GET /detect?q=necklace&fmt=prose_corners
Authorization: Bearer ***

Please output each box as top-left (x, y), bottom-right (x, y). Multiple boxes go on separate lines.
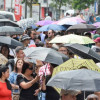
top-left (0, 78), bottom-right (6, 83)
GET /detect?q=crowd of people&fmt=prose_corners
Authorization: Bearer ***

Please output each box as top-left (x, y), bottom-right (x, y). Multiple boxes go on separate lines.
top-left (0, 15), bottom-right (100, 100)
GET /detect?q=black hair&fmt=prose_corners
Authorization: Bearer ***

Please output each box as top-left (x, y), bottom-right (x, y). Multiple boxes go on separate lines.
top-left (0, 44), bottom-right (9, 54)
top-left (21, 62), bottom-right (30, 74)
top-left (0, 65), bottom-right (12, 90)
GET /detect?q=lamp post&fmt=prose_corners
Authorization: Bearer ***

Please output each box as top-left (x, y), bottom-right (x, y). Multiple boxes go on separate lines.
top-left (25, 0), bottom-right (27, 18)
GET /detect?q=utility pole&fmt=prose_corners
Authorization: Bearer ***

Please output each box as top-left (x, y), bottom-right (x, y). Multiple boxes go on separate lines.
top-left (25, 0), bottom-right (27, 18)
top-left (11, 0), bottom-right (13, 12)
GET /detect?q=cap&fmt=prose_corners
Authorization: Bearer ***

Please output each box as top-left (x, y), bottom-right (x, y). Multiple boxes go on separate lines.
top-left (21, 34), bottom-right (31, 41)
top-left (60, 89), bottom-right (80, 96)
top-left (93, 34), bottom-right (100, 40)
top-left (94, 37), bottom-right (100, 43)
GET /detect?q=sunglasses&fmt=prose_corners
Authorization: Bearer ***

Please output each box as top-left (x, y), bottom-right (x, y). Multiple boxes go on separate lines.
top-left (28, 67), bottom-right (33, 70)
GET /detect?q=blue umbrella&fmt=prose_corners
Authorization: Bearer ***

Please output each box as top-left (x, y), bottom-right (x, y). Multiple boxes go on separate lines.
top-left (37, 24), bottom-right (66, 32)
top-left (32, 24), bottom-right (37, 29)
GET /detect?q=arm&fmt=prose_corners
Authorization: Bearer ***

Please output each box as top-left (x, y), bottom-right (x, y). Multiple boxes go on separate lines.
top-left (19, 76), bottom-right (40, 89)
top-left (11, 84), bottom-right (19, 89)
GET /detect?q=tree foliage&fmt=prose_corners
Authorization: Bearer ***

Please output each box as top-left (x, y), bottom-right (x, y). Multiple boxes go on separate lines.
top-left (71, 0), bottom-right (95, 11)
top-left (50, 0), bottom-right (69, 18)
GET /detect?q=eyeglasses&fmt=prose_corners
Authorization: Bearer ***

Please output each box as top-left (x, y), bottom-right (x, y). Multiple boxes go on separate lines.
top-left (28, 67), bottom-right (33, 70)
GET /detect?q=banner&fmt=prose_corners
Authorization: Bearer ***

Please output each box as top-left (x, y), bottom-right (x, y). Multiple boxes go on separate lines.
top-left (14, 0), bottom-right (22, 21)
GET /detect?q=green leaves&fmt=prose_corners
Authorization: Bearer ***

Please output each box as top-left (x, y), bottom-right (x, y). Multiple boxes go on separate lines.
top-left (72, 0), bottom-right (95, 11)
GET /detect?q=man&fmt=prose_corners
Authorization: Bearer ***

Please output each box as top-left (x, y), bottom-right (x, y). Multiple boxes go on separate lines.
top-left (91, 37), bottom-right (100, 53)
top-left (60, 89), bottom-right (79, 100)
top-left (21, 34), bottom-right (31, 48)
top-left (47, 30), bottom-right (55, 40)
top-left (7, 46), bottom-right (25, 72)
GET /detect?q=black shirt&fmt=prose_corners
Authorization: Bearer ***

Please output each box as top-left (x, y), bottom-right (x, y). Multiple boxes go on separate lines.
top-left (17, 74), bottom-right (39, 100)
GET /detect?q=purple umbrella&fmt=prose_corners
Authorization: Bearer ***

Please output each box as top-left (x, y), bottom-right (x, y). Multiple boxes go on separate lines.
top-left (93, 22), bottom-right (100, 28)
top-left (36, 20), bottom-right (54, 26)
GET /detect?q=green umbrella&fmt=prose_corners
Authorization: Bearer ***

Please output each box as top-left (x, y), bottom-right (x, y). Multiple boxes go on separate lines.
top-left (52, 58), bottom-right (100, 77)
top-left (49, 34), bottom-right (94, 44)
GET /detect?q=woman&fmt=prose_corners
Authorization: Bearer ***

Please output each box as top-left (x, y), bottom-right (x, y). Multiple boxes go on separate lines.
top-left (17, 62), bottom-right (40, 100)
top-left (0, 65), bottom-right (12, 100)
top-left (0, 45), bottom-right (14, 59)
top-left (8, 59), bottom-right (24, 94)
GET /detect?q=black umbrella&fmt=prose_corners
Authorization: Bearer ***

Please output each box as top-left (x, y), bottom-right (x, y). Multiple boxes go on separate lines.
top-left (0, 26), bottom-right (24, 35)
top-left (0, 19), bottom-right (19, 27)
top-left (24, 47), bottom-right (69, 65)
top-left (0, 36), bottom-right (23, 49)
top-left (66, 23), bottom-right (96, 33)
top-left (64, 43), bottom-right (100, 63)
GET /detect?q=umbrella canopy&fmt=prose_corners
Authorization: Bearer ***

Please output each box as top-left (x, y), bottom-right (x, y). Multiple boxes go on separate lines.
top-left (47, 69), bottom-right (100, 91)
top-left (36, 20), bottom-right (54, 26)
top-left (49, 34), bottom-right (94, 44)
top-left (0, 15), bottom-right (7, 19)
top-left (66, 23), bottom-right (96, 33)
top-left (0, 53), bottom-right (8, 65)
top-left (53, 58), bottom-right (100, 77)
top-left (64, 43), bottom-right (100, 63)
top-left (17, 18), bottom-right (35, 30)
top-left (93, 22), bottom-right (100, 28)
top-left (37, 24), bottom-right (66, 32)
top-left (23, 47), bottom-right (69, 65)
top-left (0, 19), bottom-right (19, 27)
top-left (0, 26), bottom-right (24, 35)
top-left (0, 36), bottom-right (23, 49)
top-left (57, 17), bottom-right (86, 25)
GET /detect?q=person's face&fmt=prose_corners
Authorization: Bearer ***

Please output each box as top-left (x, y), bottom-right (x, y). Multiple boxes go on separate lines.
top-left (58, 47), bottom-right (68, 55)
top-left (31, 31), bottom-right (36, 39)
top-left (16, 50), bottom-right (25, 59)
top-left (27, 66), bottom-right (34, 74)
top-left (48, 30), bottom-right (54, 38)
top-left (24, 39), bottom-right (30, 46)
top-left (46, 41), bottom-right (52, 48)
top-left (62, 94), bottom-right (76, 100)
top-left (17, 59), bottom-right (23, 69)
top-left (2, 69), bottom-right (9, 79)
top-left (1, 47), bottom-right (9, 57)
top-left (96, 42), bottom-right (100, 47)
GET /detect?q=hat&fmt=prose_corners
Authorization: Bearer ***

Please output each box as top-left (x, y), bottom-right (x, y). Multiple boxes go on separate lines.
top-left (93, 34), bottom-right (100, 40)
top-left (94, 37), bottom-right (100, 43)
top-left (60, 89), bottom-right (80, 96)
top-left (21, 34), bottom-right (31, 41)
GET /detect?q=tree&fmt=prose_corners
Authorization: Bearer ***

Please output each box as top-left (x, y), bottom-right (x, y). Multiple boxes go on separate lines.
top-left (22, 0), bottom-right (38, 17)
top-left (71, 0), bottom-right (95, 12)
top-left (50, 0), bottom-right (69, 19)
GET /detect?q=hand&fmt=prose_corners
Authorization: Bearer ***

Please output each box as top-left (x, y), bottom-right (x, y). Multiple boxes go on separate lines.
top-left (34, 89), bottom-right (40, 96)
top-left (35, 75), bottom-right (40, 82)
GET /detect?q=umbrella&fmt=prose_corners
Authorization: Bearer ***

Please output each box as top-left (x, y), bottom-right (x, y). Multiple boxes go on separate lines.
top-left (0, 53), bottom-right (8, 65)
top-left (93, 22), bottom-right (100, 28)
top-left (37, 24), bottom-right (66, 32)
top-left (36, 20), bottom-right (54, 26)
top-left (0, 15), bottom-right (6, 19)
top-left (17, 18), bottom-right (35, 30)
top-left (0, 26), bottom-right (24, 35)
top-left (47, 69), bottom-right (100, 91)
top-left (0, 19), bottom-right (19, 27)
top-left (57, 17), bottom-right (86, 25)
top-left (23, 47), bottom-right (69, 65)
top-left (0, 36), bottom-right (23, 49)
top-left (64, 43), bottom-right (100, 63)
top-left (66, 23), bottom-right (96, 33)
top-left (49, 34), bottom-right (94, 44)
top-left (53, 58), bottom-right (100, 77)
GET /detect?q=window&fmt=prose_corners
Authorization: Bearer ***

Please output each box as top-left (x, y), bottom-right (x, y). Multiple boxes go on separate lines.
top-left (44, 0), bottom-right (47, 3)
